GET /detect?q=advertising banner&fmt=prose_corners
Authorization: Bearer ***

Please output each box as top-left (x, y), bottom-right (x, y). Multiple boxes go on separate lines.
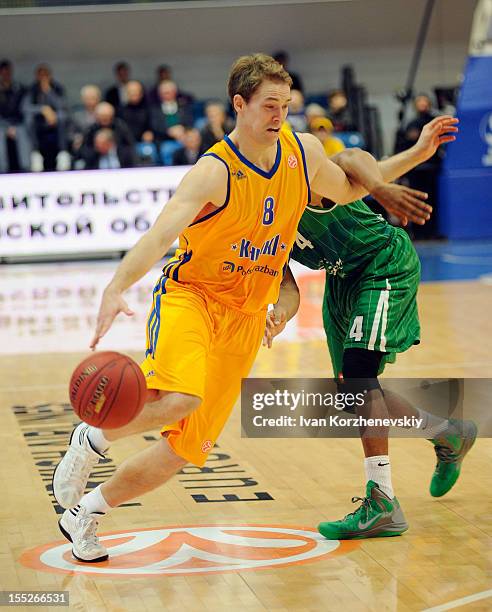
top-left (0, 166), bottom-right (190, 258)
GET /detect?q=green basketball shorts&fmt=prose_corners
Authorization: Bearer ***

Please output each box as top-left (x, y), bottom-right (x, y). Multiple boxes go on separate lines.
top-left (322, 228), bottom-right (421, 377)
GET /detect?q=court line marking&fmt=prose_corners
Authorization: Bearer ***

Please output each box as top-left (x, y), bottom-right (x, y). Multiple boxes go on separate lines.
top-left (0, 384), bottom-right (68, 392)
top-left (441, 254), bottom-right (492, 265)
top-left (252, 365), bottom-right (492, 380)
top-left (2, 360), bottom-right (492, 391)
top-left (388, 361), bottom-right (492, 371)
top-left (422, 589), bottom-right (492, 611)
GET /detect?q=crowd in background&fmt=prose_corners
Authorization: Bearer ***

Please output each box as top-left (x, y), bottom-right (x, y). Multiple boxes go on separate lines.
top-left (0, 54), bottom-right (364, 173)
top-left (0, 52), bottom-right (454, 239)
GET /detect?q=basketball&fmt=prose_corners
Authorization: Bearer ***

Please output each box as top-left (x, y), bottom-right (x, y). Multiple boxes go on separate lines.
top-left (69, 351), bottom-right (147, 429)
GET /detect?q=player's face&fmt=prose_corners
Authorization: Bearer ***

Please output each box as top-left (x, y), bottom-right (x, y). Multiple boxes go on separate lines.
top-left (238, 79), bottom-right (291, 144)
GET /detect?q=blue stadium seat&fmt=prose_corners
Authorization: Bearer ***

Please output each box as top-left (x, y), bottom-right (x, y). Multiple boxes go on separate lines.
top-left (192, 100), bottom-right (207, 120)
top-left (337, 131), bottom-right (365, 149)
top-left (193, 116), bottom-right (207, 130)
top-left (136, 142), bottom-right (159, 165)
top-left (305, 94), bottom-right (327, 107)
top-left (159, 141), bottom-right (184, 165)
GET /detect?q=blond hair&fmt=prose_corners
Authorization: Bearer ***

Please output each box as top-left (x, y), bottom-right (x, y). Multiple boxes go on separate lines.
top-left (227, 53), bottom-right (292, 105)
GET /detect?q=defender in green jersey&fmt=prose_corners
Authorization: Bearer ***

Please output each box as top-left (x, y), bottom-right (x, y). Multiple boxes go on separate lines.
top-left (293, 198), bottom-right (420, 378)
top-left (267, 116), bottom-right (476, 539)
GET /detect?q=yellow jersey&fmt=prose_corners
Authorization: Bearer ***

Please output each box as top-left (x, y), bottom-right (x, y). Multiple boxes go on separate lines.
top-left (163, 129), bottom-right (310, 313)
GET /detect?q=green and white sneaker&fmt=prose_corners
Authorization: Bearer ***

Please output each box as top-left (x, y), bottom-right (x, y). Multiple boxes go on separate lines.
top-left (318, 481), bottom-right (408, 540)
top-left (429, 419), bottom-right (477, 498)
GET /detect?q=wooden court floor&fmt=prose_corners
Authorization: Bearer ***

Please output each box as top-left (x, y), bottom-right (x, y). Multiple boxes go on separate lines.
top-left (0, 262), bottom-right (491, 611)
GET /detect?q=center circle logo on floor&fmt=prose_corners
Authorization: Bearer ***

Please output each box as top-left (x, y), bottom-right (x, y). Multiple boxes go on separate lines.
top-left (20, 524), bottom-right (358, 577)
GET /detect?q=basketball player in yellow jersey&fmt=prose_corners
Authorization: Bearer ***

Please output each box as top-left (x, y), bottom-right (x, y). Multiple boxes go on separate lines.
top-left (53, 53), bottom-right (431, 562)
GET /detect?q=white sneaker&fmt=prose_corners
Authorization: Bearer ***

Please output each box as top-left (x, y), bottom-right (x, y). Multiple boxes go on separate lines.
top-left (59, 506), bottom-right (108, 562)
top-left (52, 423), bottom-right (104, 509)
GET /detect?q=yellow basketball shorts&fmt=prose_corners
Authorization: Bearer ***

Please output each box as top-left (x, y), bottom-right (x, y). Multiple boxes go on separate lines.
top-left (140, 276), bottom-right (266, 466)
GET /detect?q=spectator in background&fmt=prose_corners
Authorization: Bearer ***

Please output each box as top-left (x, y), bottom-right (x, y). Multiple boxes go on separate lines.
top-left (199, 100), bottom-right (234, 152)
top-left (148, 64), bottom-right (194, 107)
top-left (435, 87), bottom-right (457, 117)
top-left (404, 94), bottom-right (437, 143)
top-left (172, 127), bottom-right (202, 166)
top-left (327, 89), bottom-right (356, 132)
top-left (105, 61), bottom-right (130, 110)
top-left (273, 50), bottom-right (304, 93)
top-left (80, 101), bottom-right (135, 169)
top-left (149, 80), bottom-right (193, 144)
top-left (397, 94), bottom-right (441, 239)
top-left (0, 59), bottom-right (31, 173)
top-left (148, 64), bottom-right (171, 106)
top-left (309, 116), bottom-right (345, 156)
top-left (84, 128), bottom-right (134, 170)
top-left (118, 80), bottom-right (153, 143)
top-left (24, 63), bottom-right (70, 172)
top-left (285, 89), bottom-right (307, 132)
top-left (305, 103), bottom-right (327, 124)
top-left (68, 84), bottom-right (101, 157)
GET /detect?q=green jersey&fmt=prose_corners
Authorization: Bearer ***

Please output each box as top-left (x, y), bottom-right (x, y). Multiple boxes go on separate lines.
top-left (290, 198), bottom-right (421, 377)
top-left (291, 200), bottom-right (395, 277)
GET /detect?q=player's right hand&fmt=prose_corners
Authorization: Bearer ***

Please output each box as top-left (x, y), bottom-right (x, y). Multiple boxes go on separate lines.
top-left (370, 182), bottom-right (431, 226)
top-left (90, 288), bottom-right (134, 350)
top-left (414, 115), bottom-right (458, 161)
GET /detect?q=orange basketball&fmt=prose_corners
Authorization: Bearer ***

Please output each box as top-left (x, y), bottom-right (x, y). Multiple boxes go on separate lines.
top-left (69, 351), bottom-right (147, 429)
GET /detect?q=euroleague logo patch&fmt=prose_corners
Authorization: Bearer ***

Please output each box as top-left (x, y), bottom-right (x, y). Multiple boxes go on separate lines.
top-left (20, 524), bottom-right (358, 577)
top-left (288, 154), bottom-right (298, 168)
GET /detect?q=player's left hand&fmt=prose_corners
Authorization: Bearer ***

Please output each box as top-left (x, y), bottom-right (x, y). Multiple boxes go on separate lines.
top-left (414, 115), bottom-right (459, 160)
top-left (370, 182), bottom-right (431, 226)
top-left (263, 308), bottom-right (287, 348)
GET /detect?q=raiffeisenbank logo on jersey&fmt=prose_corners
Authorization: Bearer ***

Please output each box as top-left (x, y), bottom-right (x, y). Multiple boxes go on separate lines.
top-left (20, 524), bottom-right (357, 578)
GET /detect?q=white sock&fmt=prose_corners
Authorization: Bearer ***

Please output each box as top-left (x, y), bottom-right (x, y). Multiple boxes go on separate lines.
top-left (364, 455), bottom-right (394, 499)
top-left (80, 485), bottom-right (112, 515)
top-left (416, 408), bottom-right (449, 439)
top-left (87, 427), bottom-right (110, 454)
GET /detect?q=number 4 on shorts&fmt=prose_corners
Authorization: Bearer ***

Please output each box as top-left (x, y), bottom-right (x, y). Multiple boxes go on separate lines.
top-left (350, 316), bottom-right (363, 341)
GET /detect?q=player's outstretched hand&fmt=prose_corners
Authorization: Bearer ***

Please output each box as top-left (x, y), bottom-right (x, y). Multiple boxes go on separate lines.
top-left (263, 308), bottom-right (287, 349)
top-left (415, 115), bottom-right (459, 160)
top-left (90, 288), bottom-right (134, 350)
top-left (370, 182), bottom-right (431, 226)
